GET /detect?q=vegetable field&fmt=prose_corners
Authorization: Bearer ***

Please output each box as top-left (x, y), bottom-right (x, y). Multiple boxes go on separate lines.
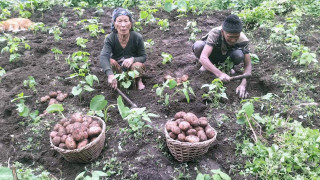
top-left (0, 0), bottom-right (319, 179)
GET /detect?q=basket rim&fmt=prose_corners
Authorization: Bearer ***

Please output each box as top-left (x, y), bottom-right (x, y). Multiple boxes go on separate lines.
top-left (49, 115), bottom-right (106, 153)
top-left (164, 119), bottom-right (217, 145)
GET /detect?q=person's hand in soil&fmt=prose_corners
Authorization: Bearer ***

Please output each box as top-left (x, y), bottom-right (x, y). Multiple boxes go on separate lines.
top-left (121, 57), bottom-right (134, 69)
top-left (218, 73), bottom-right (231, 82)
top-left (108, 74), bottom-right (117, 89)
top-left (236, 84), bottom-right (248, 98)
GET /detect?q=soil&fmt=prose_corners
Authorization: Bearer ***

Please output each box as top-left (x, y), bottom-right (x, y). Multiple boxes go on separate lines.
top-left (0, 6), bottom-right (319, 180)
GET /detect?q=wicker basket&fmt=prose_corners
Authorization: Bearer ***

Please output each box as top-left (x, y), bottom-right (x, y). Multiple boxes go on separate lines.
top-left (50, 116), bottom-right (106, 163)
top-left (164, 119), bottom-right (217, 162)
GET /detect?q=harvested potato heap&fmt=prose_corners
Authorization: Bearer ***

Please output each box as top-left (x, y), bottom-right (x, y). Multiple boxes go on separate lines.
top-left (50, 113), bottom-right (102, 150)
top-left (164, 74), bottom-right (189, 84)
top-left (166, 112), bottom-right (215, 143)
top-left (40, 91), bottom-right (68, 105)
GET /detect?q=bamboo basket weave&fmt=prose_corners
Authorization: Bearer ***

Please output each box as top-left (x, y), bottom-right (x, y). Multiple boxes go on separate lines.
top-left (164, 119), bottom-right (217, 162)
top-left (50, 116), bottom-right (106, 163)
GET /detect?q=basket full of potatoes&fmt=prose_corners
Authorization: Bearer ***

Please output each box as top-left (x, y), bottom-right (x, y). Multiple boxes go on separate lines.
top-left (164, 111), bottom-right (217, 162)
top-left (49, 112), bottom-right (106, 163)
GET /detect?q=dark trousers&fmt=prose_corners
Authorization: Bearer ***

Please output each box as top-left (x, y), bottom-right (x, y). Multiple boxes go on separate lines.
top-left (192, 40), bottom-right (244, 65)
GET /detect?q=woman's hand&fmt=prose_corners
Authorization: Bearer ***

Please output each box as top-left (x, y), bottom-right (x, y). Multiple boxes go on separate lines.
top-left (108, 74), bottom-right (117, 89)
top-left (121, 57), bottom-right (134, 69)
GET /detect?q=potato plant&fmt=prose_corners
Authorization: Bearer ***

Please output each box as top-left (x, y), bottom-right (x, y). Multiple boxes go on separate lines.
top-left (0, 66), bottom-right (6, 82)
top-left (114, 70), bottom-right (139, 90)
top-left (49, 26), bottom-right (62, 41)
top-left (51, 47), bottom-right (62, 61)
top-left (0, 34), bottom-right (30, 62)
top-left (201, 78), bottom-right (227, 107)
top-left (88, 94), bottom-right (115, 121)
top-left (23, 76), bottom-right (37, 92)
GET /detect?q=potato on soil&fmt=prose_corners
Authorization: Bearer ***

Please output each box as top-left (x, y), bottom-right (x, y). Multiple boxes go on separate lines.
top-left (170, 125), bottom-right (181, 135)
top-left (179, 121), bottom-right (191, 131)
top-left (65, 136), bottom-right (77, 150)
top-left (185, 135), bottom-right (200, 143)
top-left (165, 121), bottom-right (177, 132)
top-left (174, 111), bottom-right (186, 120)
top-left (205, 126), bottom-right (215, 139)
top-left (63, 121), bottom-right (70, 127)
top-left (52, 136), bottom-right (61, 146)
top-left (88, 126), bottom-right (102, 137)
top-left (181, 74), bottom-right (189, 82)
top-left (40, 95), bottom-right (50, 103)
top-left (197, 130), bottom-right (208, 142)
top-left (50, 131), bottom-right (58, 138)
top-left (177, 133), bottom-right (186, 142)
top-left (49, 91), bottom-right (58, 98)
top-left (199, 117), bottom-right (208, 127)
top-left (56, 92), bottom-right (66, 102)
top-left (49, 98), bottom-right (58, 105)
top-left (59, 143), bottom-right (67, 149)
top-left (186, 128), bottom-right (197, 136)
top-left (59, 118), bottom-right (68, 125)
top-left (169, 132), bottom-right (177, 139)
top-left (77, 139), bottom-right (88, 149)
top-left (71, 112), bottom-right (83, 123)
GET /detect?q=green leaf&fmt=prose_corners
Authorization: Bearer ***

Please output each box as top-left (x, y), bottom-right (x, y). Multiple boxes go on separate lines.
top-left (236, 115), bottom-right (246, 125)
top-left (117, 96), bottom-right (130, 118)
top-left (165, 93), bottom-right (169, 105)
top-left (122, 81), bottom-right (131, 89)
top-left (242, 102), bottom-right (254, 118)
top-left (90, 95), bottom-right (108, 111)
top-left (164, 1), bottom-right (176, 12)
top-left (212, 174), bottom-right (222, 180)
top-left (140, 11), bottom-right (148, 19)
top-left (84, 85), bottom-right (95, 92)
top-left (182, 88), bottom-right (190, 103)
top-left (72, 85), bottom-right (82, 96)
top-left (168, 79), bottom-right (177, 89)
top-left (46, 104), bottom-right (64, 113)
top-left (92, 171), bottom-right (108, 177)
top-left (85, 74), bottom-right (94, 86)
top-left (0, 167), bottom-right (13, 180)
top-left (75, 171), bottom-right (85, 180)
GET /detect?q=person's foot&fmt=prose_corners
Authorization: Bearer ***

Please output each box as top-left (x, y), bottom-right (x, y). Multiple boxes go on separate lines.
top-left (137, 78), bottom-right (145, 90)
top-left (199, 66), bottom-right (206, 72)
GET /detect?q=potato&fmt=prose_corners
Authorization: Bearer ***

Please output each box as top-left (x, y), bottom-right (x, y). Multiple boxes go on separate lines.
top-left (72, 128), bottom-right (85, 142)
top-left (175, 118), bottom-right (184, 125)
top-left (57, 126), bottom-right (67, 136)
top-left (59, 118), bottom-right (68, 125)
top-left (185, 112), bottom-right (198, 124)
top-left (165, 121), bottom-right (177, 132)
top-left (181, 75), bottom-right (189, 82)
top-left (52, 136), bottom-right (61, 146)
top-left (170, 125), bottom-right (181, 135)
top-left (56, 92), bottom-right (66, 102)
top-left (66, 124), bottom-right (74, 134)
top-left (88, 126), bottom-right (102, 137)
top-left (186, 128), bottom-right (197, 136)
top-left (185, 135), bottom-right (200, 143)
top-left (179, 121), bottom-right (191, 131)
top-left (169, 132), bottom-right (177, 139)
top-left (164, 75), bottom-right (175, 80)
top-left (63, 121), bottom-right (70, 127)
top-left (83, 116), bottom-right (93, 124)
top-left (89, 120), bottom-right (100, 128)
top-left (176, 78), bottom-right (182, 84)
top-left (194, 126), bottom-right (204, 132)
top-left (177, 133), bottom-right (186, 142)
top-left (53, 124), bottom-right (62, 131)
top-left (40, 95), bottom-right (50, 103)
top-left (199, 117), bottom-right (208, 127)
top-left (50, 131), bottom-right (58, 138)
top-left (90, 137), bottom-right (97, 143)
top-left (205, 126), bottom-right (215, 139)
top-left (65, 136), bottom-right (77, 150)
top-left (60, 135), bottom-right (67, 143)
top-left (82, 121), bottom-right (89, 128)
top-left (197, 130), bottom-right (207, 142)
top-left (174, 111), bottom-right (186, 120)
top-left (49, 98), bottom-right (58, 105)
top-left (59, 143), bottom-right (67, 149)
top-left (71, 112), bottom-right (83, 123)
top-left (77, 139), bottom-right (88, 149)
top-left (49, 91), bottom-right (58, 98)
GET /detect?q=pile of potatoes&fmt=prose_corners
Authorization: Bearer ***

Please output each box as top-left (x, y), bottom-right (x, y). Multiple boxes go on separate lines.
top-left (165, 112), bottom-right (216, 143)
top-left (40, 91), bottom-right (68, 105)
top-left (50, 112), bottom-right (102, 150)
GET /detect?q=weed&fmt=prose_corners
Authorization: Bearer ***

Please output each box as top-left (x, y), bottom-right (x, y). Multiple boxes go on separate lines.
top-left (157, 18), bottom-right (170, 31)
top-left (161, 52), bottom-right (173, 65)
top-left (51, 47), bottom-right (62, 61)
top-left (76, 37), bottom-right (88, 49)
top-left (0, 66), bottom-right (6, 82)
top-left (49, 26), bottom-right (62, 41)
top-left (196, 168), bottom-right (231, 180)
top-left (23, 76), bottom-right (37, 92)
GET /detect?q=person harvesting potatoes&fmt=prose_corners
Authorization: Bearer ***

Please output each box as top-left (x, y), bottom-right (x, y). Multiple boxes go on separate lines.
top-left (192, 14), bottom-right (252, 98)
top-left (100, 8), bottom-right (146, 90)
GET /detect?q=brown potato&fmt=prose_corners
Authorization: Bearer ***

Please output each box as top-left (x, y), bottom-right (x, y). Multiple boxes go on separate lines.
top-left (197, 130), bottom-right (208, 142)
top-left (185, 135), bottom-right (200, 143)
top-left (181, 74), bottom-right (189, 82)
top-left (83, 116), bottom-right (93, 124)
top-left (185, 112), bottom-right (198, 123)
top-left (205, 126), bottom-right (215, 139)
top-left (57, 126), bottom-right (67, 136)
top-left (49, 91), bottom-right (58, 98)
top-left (77, 139), bottom-right (88, 149)
top-left (194, 126), bottom-right (204, 132)
top-left (179, 121), bottom-right (191, 131)
top-left (174, 111), bottom-right (186, 119)
top-left (60, 135), bottom-right (67, 143)
top-left (52, 136), bottom-right (61, 146)
top-left (40, 95), bottom-right (50, 103)
top-left (199, 117), bottom-right (208, 127)
top-left (53, 124), bottom-right (62, 131)
top-left (59, 143), bottom-right (67, 149)
top-left (49, 98), bottom-right (58, 105)
top-left (88, 126), bottom-right (102, 137)
top-left (50, 131), bottom-right (58, 138)
top-left (186, 128), bottom-right (197, 136)
top-left (72, 128), bottom-right (85, 142)
top-left (65, 136), bottom-right (77, 150)
top-left (59, 118), bottom-right (68, 125)
top-left (177, 133), bottom-right (186, 142)
top-left (89, 120), bottom-right (100, 128)
top-left (165, 121), bottom-right (177, 132)
top-left (63, 121), bottom-right (70, 127)
top-left (56, 92), bottom-right (66, 102)
top-left (169, 132), bottom-right (177, 139)
top-left (175, 118), bottom-right (184, 125)
top-left (171, 125), bottom-right (181, 135)
top-left (71, 112), bottom-right (83, 123)
top-left (66, 124), bottom-right (74, 134)
top-left (176, 78), bottom-right (182, 84)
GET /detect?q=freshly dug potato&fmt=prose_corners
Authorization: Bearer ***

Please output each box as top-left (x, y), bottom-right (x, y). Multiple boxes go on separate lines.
top-left (169, 132), bottom-right (177, 139)
top-left (181, 75), bottom-right (189, 82)
top-left (49, 98), bottom-right (58, 105)
top-left (175, 118), bottom-right (184, 125)
top-left (53, 124), bottom-right (62, 131)
top-left (59, 143), bottom-right (67, 149)
top-left (89, 120), bottom-right (100, 128)
top-left (177, 133), bottom-right (186, 142)
top-left (165, 121), bottom-right (178, 132)
top-left (57, 126), bottom-right (67, 137)
top-left (176, 78), bottom-right (182, 84)
top-left (179, 121), bottom-right (191, 131)
top-left (199, 117), bottom-right (208, 127)
top-left (174, 111), bottom-right (186, 120)
top-left (71, 112), bottom-right (83, 123)
top-left (40, 95), bottom-right (50, 103)
top-left (66, 124), bottom-right (74, 134)
top-left (56, 92), bottom-right (66, 102)
top-left (88, 126), bottom-right (102, 137)
top-left (65, 136), bottom-right (77, 150)
top-left (63, 121), bottom-right (70, 128)
top-left (197, 130), bottom-right (208, 142)
top-left (59, 118), bottom-right (68, 125)
top-left (164, 75), bottom-right (175, 80)
top-left (185, 135), bottom-right (200, 143)
top-left (72, 127), bottom-right (86, 142)
top-left (60, 135), bottom-right (67, 143)
top-left (205, 126), bottom-right (215, 139)
top-left (186, 128), bottom-right (197, 136)
top-left (77, 139), bottom-right (88, 149)
top-left (83, 116), bottom-right (93, 124)
top-left (194, 126), bottom-right (204, 132)
top-left (52, 136), bottom-right (61, 146)
top-left (170, 125), bottom-right (181, 135)
top-left (185, 112), bottom-right (198, 125)
top-left (49, 91), bottom-right (58, 98)
top-left (50, 131), bottom-right (58, 138)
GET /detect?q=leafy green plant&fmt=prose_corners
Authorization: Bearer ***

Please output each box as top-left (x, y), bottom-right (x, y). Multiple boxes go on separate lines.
top-left (83, 18), bottom-right (105, 38)
top-left (161, 52), bottom-right (173, 64)
top-left (117, 96), bottom-right (158, 132)
top-left (102, 157), bottom-right (124, 177)
top-left (76, 37), bottom-right (88, 49)
top-left (32, 22), bottom-right (47, 34)
top-left (201, 78), bottom-right (227, 106)
top-left (184, 20), bottom-right (201, 41)
top-left (73, 7), bottom-right (84, 18)
top-left (157, 18), bottom-right (169, 31)
top-left (46, 103), bottom-right (65, 118)
top-left (238, 6), bottom-right (275, 26)
top-left (14, 162), bottom-right (53, 180)
top-left (23, 76), bottom-right (37, 92)
top-left (88, 94), bottom-right (115, 121)
top-left (51, 47), bottom-right (62, 61)
top-left (0, 34), bottom-right (30, 62)
top-left (139, 8), bottom-right (158, 25)
top-left (75, 170), bottom-right (108, 180)
top-left (0, 8), bottom-right (11, 20)
top-left (153, 79), bottom-right (195, 106)
top-left (196, 169), bottom-right (231, 180)
top-left (250, 53), bottom-right (260, 64)
top-left (114, 70), bottom-right (139, 89)
top-left (0, 166), bottom-right (13, 179)
top-left (59, 13), bottom-right (68, 28)
top-left (291, 45), bottom-right (317, 65)
top-left (0, 66), bottom-right (6, 82)
top-left (49, 26), bottom-right (62, 41)
top-left (72, 74), bottom-right (99, 101)
top-left (144, 39), bottom-right (154, 50)
top-left (65, 51), bottom-right (91, 72)
top-left (11, 92), bottom-right (32, 117)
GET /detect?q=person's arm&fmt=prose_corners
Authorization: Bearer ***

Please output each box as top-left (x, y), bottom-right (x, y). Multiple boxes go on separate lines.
top-left (199, 44), bottom-right (230, 81)
top-left (236, 53), bottom-right (252, 98)
top-left (133, 33), bottom-right (146, 63)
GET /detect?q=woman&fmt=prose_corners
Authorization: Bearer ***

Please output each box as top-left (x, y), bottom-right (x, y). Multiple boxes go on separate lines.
top-left (100, 8), bottom-right (146, 90)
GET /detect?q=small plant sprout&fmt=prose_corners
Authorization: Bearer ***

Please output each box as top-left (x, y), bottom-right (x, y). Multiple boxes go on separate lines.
top-left (201, 78), bottom-right (227, 106)
top-left (196, 168), bottom-right (231, 180)
top-left (11, 92), bottom-right (32, 117)
top-left (49, 26), bottom-right (62, 41)
top-left (88, 95), bottom-right (116, 121)
top-left (71, 74), bottom-right (99, 101)
top-left (32, 22), bottom-right (47, 34)
top-left (0, 34), bottom-right (30, 62)
top-left (76, 37), bottom-right (88, 49)
top-left (144, 39), bottom-right (154, 50)
top-left (114, 70), bottom-right (140, 89)
top-left (46, 104), bottom-right (65, 118)
top-left (23, 76), bottom-right (37, 92)
top-left (73, 7), bottom-right (84, 18)
top-left (51, 47), bottom-right (62, 61)
top-left (157, 18), bottom-right (169, 31)
top-left (250, 53), bottom-right (260, 64)
top-left (161, 52), bottom-right (173, 65)
top-left (0, 66), bottom-right (6, 82)
top-left (59, 13), bottom-right (68, 28)
top-left (184, 21), bottom-right (201, 41)
top-left (83, 18), bottom-right (105, 38)
top-left (0, 8), bottom-right (11, 20)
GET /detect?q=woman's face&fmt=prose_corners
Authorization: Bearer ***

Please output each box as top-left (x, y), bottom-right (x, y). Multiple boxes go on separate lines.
top-left (115, 15), bottom-right (132, 35)
top-left (222, 30), bottom-right (240, 46)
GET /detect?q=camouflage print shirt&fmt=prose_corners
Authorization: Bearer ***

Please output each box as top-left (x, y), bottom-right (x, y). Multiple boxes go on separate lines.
top-left (202, 26), bottom-right (250, 55)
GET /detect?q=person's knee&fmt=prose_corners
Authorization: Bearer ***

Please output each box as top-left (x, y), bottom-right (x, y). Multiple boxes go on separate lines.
top-left (192, 41), bottom-right (205, 59)
top-left (230, 50), bottom-right (244, 65)
top-left (130, 62), bottom-right (145, 75)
